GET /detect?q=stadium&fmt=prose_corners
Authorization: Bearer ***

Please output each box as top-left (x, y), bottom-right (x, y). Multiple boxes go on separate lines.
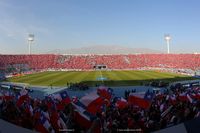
top-left (1, 53), bottom-right (200, 133)
top-left (1, 1), bottom-right (200, 133)
top-left (1, 54), bottom-right (198, 87)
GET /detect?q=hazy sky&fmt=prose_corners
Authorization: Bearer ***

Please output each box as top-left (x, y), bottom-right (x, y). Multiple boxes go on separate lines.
top-left (0, 0), bottom-right (200, 54)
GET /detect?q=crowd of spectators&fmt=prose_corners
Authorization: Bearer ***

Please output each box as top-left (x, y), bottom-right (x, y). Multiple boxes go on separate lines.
top-left (1, 83), bottom-right (200, 132)
top-left (1, 54), bottom-right (200, 74)
top-left (89, 85), bottom-right (200, 132)
top-left (0, 90), bottom-right (76, 133)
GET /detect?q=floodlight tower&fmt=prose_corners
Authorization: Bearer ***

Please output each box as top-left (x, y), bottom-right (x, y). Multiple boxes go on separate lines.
top-left (164, 34), bottom-right (171, 54)
top-left (28, 34), bottom-right (34, 54)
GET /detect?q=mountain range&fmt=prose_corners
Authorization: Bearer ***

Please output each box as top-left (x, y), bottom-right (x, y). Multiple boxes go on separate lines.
top-left (46, 45), bottom-right (163, 54)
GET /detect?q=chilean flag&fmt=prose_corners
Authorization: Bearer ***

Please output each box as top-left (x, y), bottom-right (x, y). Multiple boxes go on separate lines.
top-left (178, 92), bottom-right (194, 103)
top-left (44, 96), bottom-right (56, 110)
top-left (128, 91), bottom-right (154, 109)
top-left (73, 98), bottom-right (102, 133)
top-left (178, 92), bottom-right (188, 101)
top-left (53, 91), bottom-right (71, 105)
top-left (23, 102), bottom-right (33, 116)
top-left (16, 89), bottom-right (30, 107)
top-left (2, 91), bottom-right (14, 101)
top-left (97, 86), bottom-right (113, 100)
top-left (72, 101), bottom-right (96, 129)
top-left (73, 101), bottom-right (96, 121)
top-left (35, 113), bottom-right (54, 133)
top-left (80, 91), bottom-right (104, 115)
top-left (115, 97), bottom-right (128, 109)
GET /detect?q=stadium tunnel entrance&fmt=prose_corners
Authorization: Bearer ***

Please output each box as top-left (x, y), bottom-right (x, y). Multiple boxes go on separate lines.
top-left (93, 64), bottom-right (107, 70)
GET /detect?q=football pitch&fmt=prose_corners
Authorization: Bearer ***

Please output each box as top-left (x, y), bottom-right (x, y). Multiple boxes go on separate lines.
top-left (8, 70), bottom-right (195, 87)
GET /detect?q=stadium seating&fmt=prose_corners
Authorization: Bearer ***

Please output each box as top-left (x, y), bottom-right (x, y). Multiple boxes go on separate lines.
top-left (1, 54), bottom-right (200, 73)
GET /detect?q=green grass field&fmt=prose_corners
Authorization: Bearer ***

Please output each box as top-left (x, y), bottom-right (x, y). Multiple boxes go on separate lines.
top-left (7, 70), bottom-right (195, 87)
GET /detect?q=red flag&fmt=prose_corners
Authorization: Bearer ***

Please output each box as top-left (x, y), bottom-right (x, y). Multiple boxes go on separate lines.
top-left (72, 102), bottom-right (101, 133)
top-left (53, 91), bottom-right (71, 105)
top-left (97, 86), bottom-right (112, 100)
top-left (16, 89), bottom-right (29, 107)
top-left (115, 97), bottom-right (128, 109)
top-left (128, 91), bottom-right (154, 109)
top-left (2, 91), bottom-right (14, 101)
top-left (80, 91), bottom-right (104, 115)
top-left (16, 94), bottom-right (29, 107)
top-left (178, 92), bottom-right (188, 101)
top-left (50, 110), bottom-right (60, 132)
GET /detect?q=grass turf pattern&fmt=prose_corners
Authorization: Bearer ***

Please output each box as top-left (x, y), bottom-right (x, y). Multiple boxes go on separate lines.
top-left (8, 70), bottom-right (194, 87)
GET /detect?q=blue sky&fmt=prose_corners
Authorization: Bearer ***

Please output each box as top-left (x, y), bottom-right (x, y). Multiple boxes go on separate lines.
top-left (0, 0), bottom-right (200, 54)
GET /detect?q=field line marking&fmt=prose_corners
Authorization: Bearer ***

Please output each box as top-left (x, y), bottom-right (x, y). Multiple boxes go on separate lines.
top-left (100, 70), bottom-right (104, 84)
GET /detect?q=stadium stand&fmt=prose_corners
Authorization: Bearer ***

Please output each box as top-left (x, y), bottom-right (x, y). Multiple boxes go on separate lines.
top-left (1, 84), bottom-right (200, 132)
top-left (1, 54), bottom-right (200, 74)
